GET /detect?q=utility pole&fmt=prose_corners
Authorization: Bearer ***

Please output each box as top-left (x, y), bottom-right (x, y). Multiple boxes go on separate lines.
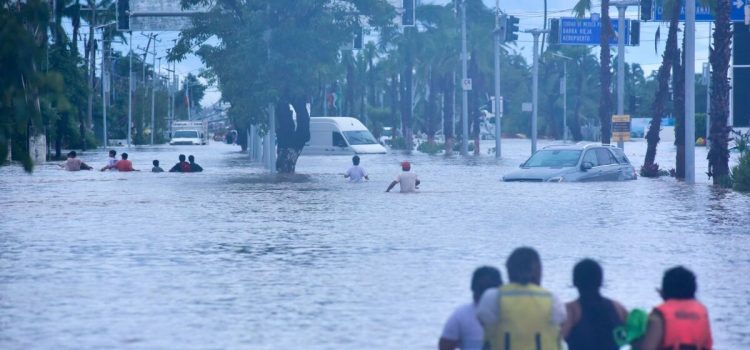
top-left (460, 0), bottom-right (469, 156)
top-left (86, 0), bottom-right (97, 144)
top-left (128, 30), bottom-right (132, 148)
top-left (151, 56), bottom-right (160, 145)
top-left (524, 29), bottom-right (548, 154)
top-left (550, 52), bottom-right (572, 143)
top-left (685, 0), bottom-right (696, 183)
top-left (493, 0), bottom-right (502, 158)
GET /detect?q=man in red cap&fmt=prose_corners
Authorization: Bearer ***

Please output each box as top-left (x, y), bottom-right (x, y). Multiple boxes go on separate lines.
top-left (386, 160), bottom-right (420, 193)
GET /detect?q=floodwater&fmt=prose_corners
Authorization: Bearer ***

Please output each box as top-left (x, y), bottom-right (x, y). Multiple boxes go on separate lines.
top-left (1, 139), bottom-right (749, 349)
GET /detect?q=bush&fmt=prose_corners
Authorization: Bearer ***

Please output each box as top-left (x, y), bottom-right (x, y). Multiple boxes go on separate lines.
top-left (417, 141), bottom-right (444, 155)
top-left (732, 130), bottom-right (750, 192)
top-left (640, 163), bottom-right (670, 178)
top-left (452, 141), bottom-right (476, 152)
top-left (389, 136), bottom-right (409, 150)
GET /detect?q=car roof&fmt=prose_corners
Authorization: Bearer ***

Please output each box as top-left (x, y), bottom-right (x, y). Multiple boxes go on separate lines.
top-left (541, 142), bottom-right (622, 151)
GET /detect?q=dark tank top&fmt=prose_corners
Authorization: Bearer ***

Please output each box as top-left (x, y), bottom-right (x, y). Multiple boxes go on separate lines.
top-left (565, 298), bottom-right (622, 350)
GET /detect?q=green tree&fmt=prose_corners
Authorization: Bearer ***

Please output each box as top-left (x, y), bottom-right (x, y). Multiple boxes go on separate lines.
top-left (172, 0), bottom-right (394, 173)
top-left (706, 0), bottom-right (733, 186)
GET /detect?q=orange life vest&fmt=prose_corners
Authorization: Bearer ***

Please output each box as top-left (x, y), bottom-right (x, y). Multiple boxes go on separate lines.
top-left (655, 299), bottom-right (712, 350)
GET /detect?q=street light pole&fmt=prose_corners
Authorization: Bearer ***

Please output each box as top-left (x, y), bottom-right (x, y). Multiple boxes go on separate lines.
top-left (685, 0), bottom-right (696, 183)
top-left (460, 0), bottom-right (469, 156)
top-left (611, 0), bottom-right (639, 150)
top-left (494, 0), bottom-right (502, 158)
top-left (550, 52), bottom-right (572, 143)
top-left (524, 29), bottom-right (547, 154)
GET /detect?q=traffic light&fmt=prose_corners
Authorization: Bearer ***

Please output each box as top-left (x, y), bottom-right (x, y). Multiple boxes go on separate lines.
top-left (505, 15), bottom-right (520, 42)
top-left (549, 18), bottom-right (560, 45)
top-left (402, 0), bottom-right (415, 26)
top-left (630, 20), bottom-right (641, 46)
top-left (117, 0), bottom-right (129, 31)
top-left (640, 0), bottom-right (652, 21)
top-left (497, 14), bottom-right (508, 44)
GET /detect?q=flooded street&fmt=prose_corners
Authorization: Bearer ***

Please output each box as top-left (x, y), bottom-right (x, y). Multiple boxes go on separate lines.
top-left (1, 140), bottom-right (749, 349)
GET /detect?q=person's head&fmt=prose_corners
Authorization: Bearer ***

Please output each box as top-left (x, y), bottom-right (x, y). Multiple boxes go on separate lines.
top-left (188, 155), bottom-right (195, 163)
top-left (67, 151), bottom-right (77, 158)
top-left (179, 154), bottom-right (186, 162)
top-left (109, 150), bottom-right (116, 157)
top-left (401, 161), bottom-right (411, 171)
top-left (506, 247), bottom-right (542, 285)
top-left (471, 266), bottom-right (503, 303)
top-left (121, 153), bottom-right (128, 160)
top-left (573, 258), bottom-right (603, 296)
top-left (352, 155), bottom-right (360, 166)
top-left (153, 160), bottom-right (160, 167)
top-left (660, 266), bottom-right (697, 300)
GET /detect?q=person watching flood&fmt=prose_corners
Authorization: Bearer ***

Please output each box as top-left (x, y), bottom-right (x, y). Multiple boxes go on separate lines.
top-left (635, 266), bottom-right (713, 350)
top-left (439, 266), bottom-right (502, 350)
top-left (561, 259), bottom-right (628, 350)
top-left (477, 247), bottom-right (566, 350)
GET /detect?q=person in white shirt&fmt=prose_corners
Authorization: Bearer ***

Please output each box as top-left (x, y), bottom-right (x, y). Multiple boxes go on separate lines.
top-left (344, 155), bottom-right (368, 182)
top-left (100, 149), bottom-right (118, 171)
top-left (439, 266), bottom-right (503, 350)
top-left (386, 161), bottom-right (420, 193)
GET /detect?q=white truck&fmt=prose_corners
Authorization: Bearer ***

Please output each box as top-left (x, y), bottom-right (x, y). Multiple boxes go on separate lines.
top-left (170, 121), bottom-right (209, 146)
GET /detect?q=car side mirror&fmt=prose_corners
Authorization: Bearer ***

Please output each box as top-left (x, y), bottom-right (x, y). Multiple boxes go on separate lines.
top-left (581, 162), bottom-right (593, 171)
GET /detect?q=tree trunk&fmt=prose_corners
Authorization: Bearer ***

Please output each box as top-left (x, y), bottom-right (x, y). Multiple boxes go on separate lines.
top-left (72, 0), bottom-right (80, 53)
top-left (425, 68), bottom-right (438, 144)
top-left (707, 0), bottom-right (732, 185)
top-left (275, 97), bottom-right (311, 174)
top-left (345, 57), bottom-right (354, 116)
top-left (674, 29), bottom-right (686, 179)
top-left (401, 62), bottom-right (413, 150)
top-left (599, 0), bottom-right (613, 144)
top-left (642, 0), bottom-right (681, 176)
top-left (571, 67), bottom-right (584, 141)
top-left (443, 73), bottom-right (455, 155)
top-left (390, 73), bottom-right (399, 131)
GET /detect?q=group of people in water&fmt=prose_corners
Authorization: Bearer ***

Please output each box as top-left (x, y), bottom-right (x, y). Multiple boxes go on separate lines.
top-left (438, 247), bottom-right (712, 350)
top-left (59, 150), bottom-right (203, 173)
top-left (344, 155), bottom-right (421, 193)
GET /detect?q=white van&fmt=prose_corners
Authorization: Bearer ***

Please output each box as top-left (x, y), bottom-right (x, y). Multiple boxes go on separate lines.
top-left (304, 117), bottom-right (386, 155)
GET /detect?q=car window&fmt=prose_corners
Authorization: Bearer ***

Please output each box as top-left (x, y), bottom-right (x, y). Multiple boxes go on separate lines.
top-left (332, 132), bottom-right (347, 147)
top-left (612, 148), bottom-right (630, 164)
top-left (522, 150), bottom-right (582, 167)
top-left (596, 148), bottom-right (617, 165)
top-left (583, 150), bottom-right (598, 167)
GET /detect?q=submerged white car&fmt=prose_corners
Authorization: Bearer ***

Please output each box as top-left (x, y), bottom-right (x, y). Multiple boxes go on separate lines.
top-left (503, 143), bottom-right (637, 182)
top-left (303, 117), bottom-right (387, 155)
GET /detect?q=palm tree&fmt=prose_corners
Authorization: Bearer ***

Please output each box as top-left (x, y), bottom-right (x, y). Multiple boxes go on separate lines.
top-left (706, 0), bottom-right (732, 185)
top-left (574, 0), bottom-right (613, 144)
top-left (642, 0), bottom-right (682, 177)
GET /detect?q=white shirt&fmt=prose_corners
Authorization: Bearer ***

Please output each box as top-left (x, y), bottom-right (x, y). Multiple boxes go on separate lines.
top-left (440, 302), bottom-right (485, 350)
top-left (345, 165), bottom-right (367, 182)
top-left (476, 286), bottom-right (567, 328)
top-left (394, 171), bottom-right (419, 193)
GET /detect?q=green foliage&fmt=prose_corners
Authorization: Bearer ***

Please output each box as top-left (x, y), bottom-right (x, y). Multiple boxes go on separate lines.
top-left (417, 141), bottom-right (444, 155)
top-left (389, 136), bottom-right (409, 150)
top-left (731, 129), bottom-right (750, 155)
top-left (731, 152), bottom-right (750, 192)
top-left (171, 0), bottom-right (395, 132)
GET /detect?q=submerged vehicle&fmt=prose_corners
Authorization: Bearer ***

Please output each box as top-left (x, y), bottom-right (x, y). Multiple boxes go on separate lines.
top-left (303, 117), bottom-right (386, 155)
top-left (503, 143), bottom-right (637, 182)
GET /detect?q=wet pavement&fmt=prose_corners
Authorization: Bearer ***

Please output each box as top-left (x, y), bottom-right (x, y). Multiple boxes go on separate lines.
top-left (1, 139), bottom-right (749, 349)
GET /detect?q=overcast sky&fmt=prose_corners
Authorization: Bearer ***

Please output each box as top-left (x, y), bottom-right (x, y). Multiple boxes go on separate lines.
top-left (96, 0), bottom-right (716, 107)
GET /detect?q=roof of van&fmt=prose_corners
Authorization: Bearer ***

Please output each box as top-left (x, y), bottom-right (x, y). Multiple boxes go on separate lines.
top-left (310, 117), bottom-right (368, 131)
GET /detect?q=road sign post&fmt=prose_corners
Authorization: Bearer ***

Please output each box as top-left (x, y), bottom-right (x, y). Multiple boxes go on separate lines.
top-left (612, 115), bottom-right (631, 142)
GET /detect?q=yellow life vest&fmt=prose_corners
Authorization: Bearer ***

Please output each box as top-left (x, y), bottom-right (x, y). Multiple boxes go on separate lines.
top-left (486, 283), bottom-right (561, 350)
